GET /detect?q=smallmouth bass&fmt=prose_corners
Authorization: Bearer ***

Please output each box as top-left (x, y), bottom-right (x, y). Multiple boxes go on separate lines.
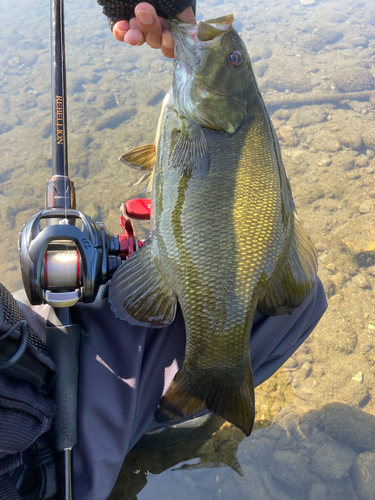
top-left (109, 14), bottom-right (318, 436)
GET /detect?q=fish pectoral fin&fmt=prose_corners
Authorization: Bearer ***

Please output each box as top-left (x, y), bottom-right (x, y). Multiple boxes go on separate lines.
top-left (156, 363), bottom-right (255, 437)
top-left (171, 121), bottom-right (210, 177)
top-left (257, 213), bottom-right (318, 316)
top-left (109, 243), bottom-right (177, 328)
top-left (119, 143), bottom-right (156, 172)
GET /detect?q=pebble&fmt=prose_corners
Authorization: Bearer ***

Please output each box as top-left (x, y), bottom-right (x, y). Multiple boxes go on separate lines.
top-left (321, 403), bottom-right (375, 452)
top-left (351, 371), bottom-right (363, 383)
top-left (351, 274), bottom-right (371, 289)
top-left (353, 452), bottom-right (375, 500)
top-left (279, 126), bottom-right (299, 146)
top-left (299, 361), bottom-right (312, 380)
top-left (359, 199), bottom-right (374, 214)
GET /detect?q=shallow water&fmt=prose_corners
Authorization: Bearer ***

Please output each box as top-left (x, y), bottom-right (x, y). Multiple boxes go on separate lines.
top-left (1, 0), bottom-right (375, 498)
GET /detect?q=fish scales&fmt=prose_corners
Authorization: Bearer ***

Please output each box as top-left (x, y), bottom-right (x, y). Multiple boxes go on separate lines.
top-left (110, 14), bottom-right (318, 436)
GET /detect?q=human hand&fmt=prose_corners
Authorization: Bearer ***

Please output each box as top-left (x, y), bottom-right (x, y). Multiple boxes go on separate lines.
top-left (112, 2), bottom-right (196, 58)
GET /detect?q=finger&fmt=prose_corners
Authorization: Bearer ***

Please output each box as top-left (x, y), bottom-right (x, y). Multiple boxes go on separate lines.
top-left (113, 20), bottom-right (130, 42)
top-left (161, 30), bottom-right (174, 59)
top-left (134, 3), bottom-right (163, 49)
top-left (124, 20), bottom-right (146, 46)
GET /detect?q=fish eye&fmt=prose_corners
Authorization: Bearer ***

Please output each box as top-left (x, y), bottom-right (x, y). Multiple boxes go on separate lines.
top-left (228, 51), bottom-right (242, 67)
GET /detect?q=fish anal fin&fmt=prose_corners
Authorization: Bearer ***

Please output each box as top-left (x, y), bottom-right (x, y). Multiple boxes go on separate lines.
top-left (109, 243), bottom-right (177, 328)
top-left (119, 144), bottom-right (156, 171)
top-left (171, 121), bottom-right (210, 177)
top-left (258, 214), bottom-right (318, 316)
top-left (156, 363), bottom-right (255, 437)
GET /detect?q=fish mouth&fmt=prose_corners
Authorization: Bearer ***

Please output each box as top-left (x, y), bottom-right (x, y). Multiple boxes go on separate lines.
top-left (169, 14), bottom-right (235, 95)
top-left (169, 13), bottom-right (234, 48)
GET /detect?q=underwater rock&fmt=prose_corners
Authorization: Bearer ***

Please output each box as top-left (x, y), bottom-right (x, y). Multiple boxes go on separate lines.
top-left (314, 26), bottom-right (341, 44)
top-left (0, 113), bottom-right (22, 135)
top-left (351, 273), bottom-right (372, 288)
top-left (351, 36), bottom-right (369, 48)
top-left (68, 75), bottom-right (88, 94)
top-left (331, 67), bottom-right (374, 92)
top-left (308, 482), bottom-right (328, 500)
top-left (272, 109), bottom-right (291, 121)
top-left (249, 46), bottom-right (272, 62)
top-left (289, 106), bottom-right (327, 128)
top-left (353, 452), bottom-right (375, 500)
top-left (95, 108), bottom-right (136, 131)
top-left (321, 403), bottom-right (375, 452)
top-left (95, 93), bottom-right (117, 109)
top-left (312, 440), bottom-right (357, 480)
top-left (299, 35), bottom-right (324, 53)
top-left (320, 317), bottom-right (356, 355)
top-left (361, 129), bottom-right (375, 151)
top-left (337, 129), bottom-right (363, 151)
top-left (270, 450), bottom-right (315, 486)
top-left (259, 470), bottom-right (292, 500)
top-left (241, 465), bottom-right (271, 500)
top-left (279, 126), bottom-right (299, 146)
top-left (337, 379), bottom-right (369, 407)
top-left (253, 60), bottom-right (269, 78)
top-left (311, 129), bottom-right (340, 152)
top-left (334, 213), bottom-right (375, 253)
top-left (262, 65), bottom-right (313, 93)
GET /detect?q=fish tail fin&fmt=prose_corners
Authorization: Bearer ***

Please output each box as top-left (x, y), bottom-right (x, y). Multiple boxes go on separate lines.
top-left (157, 363), bottom-right (255, 436)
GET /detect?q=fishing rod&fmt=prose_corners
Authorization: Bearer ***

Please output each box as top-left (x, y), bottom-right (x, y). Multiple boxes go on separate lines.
top-left (18, 0), bottom-right (147, 497)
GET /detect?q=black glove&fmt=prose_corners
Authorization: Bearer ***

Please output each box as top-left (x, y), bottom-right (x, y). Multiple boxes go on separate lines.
top-left (97, 0), bottom-right (196, 29)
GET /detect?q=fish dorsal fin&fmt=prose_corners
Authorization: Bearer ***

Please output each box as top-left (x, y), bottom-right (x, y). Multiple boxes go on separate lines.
top-left (109, 242), bottom-right (177, 327)
top-left (257, 213), bottom-right (318, 316)
top-left (119, 144), bottom-right (156, 172)
top-left (171, 120), bottom-right (210, 177)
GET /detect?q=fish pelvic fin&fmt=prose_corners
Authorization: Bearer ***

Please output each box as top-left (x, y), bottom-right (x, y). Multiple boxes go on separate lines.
top-left (132, 169), bottom-right (154, 193)
top-left (258, 212), bottom-right (318, 316)
top-left (171, 120), bottom-right (210, 177)
top-left (156, 363), bottom-right (255, 437)
top-left (109, 243), bottom-right (177, 327)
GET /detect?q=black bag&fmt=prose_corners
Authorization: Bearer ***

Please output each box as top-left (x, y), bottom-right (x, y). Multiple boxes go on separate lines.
top-left (0, 284), bottom-right (57, 500)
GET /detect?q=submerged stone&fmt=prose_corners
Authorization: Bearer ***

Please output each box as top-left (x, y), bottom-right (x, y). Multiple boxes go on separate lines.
top-left (312, 440), bottom-right (357, 480)
top-left (353, 452), bottom-right (375, 500)
top-left (331, 67), bottom-right (374, 92)
top-left (321, 403), bottom-right (375, 452)
top-left (270, 450), bottom-right (315, 486)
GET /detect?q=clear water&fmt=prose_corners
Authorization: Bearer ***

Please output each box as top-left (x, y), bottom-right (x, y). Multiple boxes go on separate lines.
top-left (1, 0), bottom-right (375, 499)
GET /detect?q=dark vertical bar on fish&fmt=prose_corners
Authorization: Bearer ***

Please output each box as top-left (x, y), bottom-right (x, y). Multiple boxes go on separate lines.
top-left (51, 0), bottom-right (68, 177)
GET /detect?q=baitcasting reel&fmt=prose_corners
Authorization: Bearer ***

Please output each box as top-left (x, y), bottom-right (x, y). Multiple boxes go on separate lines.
top-left (18, 175), bottom-right (151, 308)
